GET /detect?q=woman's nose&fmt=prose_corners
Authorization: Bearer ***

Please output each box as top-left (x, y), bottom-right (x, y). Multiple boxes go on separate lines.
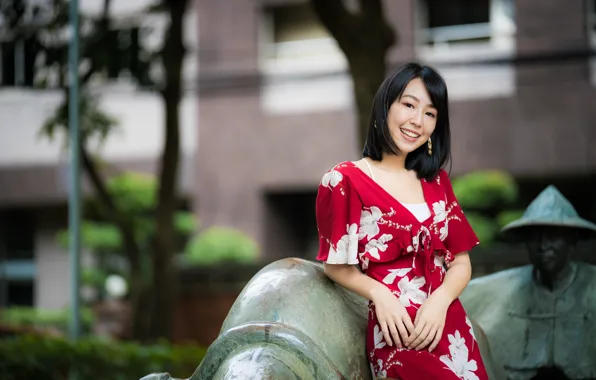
top-left (410, 112), bottom-right (423, 128)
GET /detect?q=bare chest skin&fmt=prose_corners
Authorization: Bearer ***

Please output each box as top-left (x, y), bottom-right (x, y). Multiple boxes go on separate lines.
top-left (354, 159), bottom-right (426, 204)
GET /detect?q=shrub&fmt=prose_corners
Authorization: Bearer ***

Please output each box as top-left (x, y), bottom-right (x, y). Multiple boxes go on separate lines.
top-left (185, 227), bottom-right (259, 265)
top-left (464, 212), bottom-right (501, 246)
top-left (0, 334), bottom-right (205, 380)
top-left (452, 170), bottom-right (518, 211)
top-left (0, 307), bottom-right (95, 335)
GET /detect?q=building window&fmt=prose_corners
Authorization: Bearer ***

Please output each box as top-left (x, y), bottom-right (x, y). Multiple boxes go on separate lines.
top-left (416, 0), bottom-right (515, 56)
top-left (261, 3), bottom-right (339, 60)
top-left (0, 37), bottom-right (40, 87)
top-left (415, 0), bottom-right (516, 101)
top-left (0, 210), bottom-right (35, 307)
top-left (259, 3), bottom-right (350, 114)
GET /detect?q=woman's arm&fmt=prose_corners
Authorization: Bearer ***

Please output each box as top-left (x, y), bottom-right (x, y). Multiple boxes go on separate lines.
top-left (324, 264), bottom-right (415, 348)
top-left (324, 264), bottom-right (387, 301)
top-left (405, 252), bottom-right (472, 351)
top-left (436, 251), bottom-right (472, 302)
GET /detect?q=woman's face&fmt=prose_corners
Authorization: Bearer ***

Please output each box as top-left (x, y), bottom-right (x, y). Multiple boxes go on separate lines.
top-left (386, 77), bottom-right (437, 155)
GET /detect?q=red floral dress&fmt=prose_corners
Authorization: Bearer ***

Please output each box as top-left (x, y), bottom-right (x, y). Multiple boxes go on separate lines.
top-left (315, 161), bottom-right (488, 380)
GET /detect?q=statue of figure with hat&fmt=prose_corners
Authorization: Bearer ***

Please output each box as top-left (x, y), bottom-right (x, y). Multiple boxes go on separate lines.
top-left (460, 185), bottom-right (596, 380)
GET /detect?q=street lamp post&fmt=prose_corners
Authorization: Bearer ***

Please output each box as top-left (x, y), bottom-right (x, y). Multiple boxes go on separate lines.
top-left (68, 0), bottom-right (81, 343)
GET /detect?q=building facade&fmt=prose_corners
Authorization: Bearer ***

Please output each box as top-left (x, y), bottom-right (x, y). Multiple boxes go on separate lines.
top-left (195, 0), bottom-right (596, 260)
top-left (0, 0), bottom-right (199, 309)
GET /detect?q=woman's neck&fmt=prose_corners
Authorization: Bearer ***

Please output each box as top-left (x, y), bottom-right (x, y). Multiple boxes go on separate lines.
top-left (379, 153), bottom-right (408, 172)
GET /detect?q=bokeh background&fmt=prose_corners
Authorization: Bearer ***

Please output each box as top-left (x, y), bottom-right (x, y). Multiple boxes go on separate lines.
top-left (0, 0), bottom-right (595, 378)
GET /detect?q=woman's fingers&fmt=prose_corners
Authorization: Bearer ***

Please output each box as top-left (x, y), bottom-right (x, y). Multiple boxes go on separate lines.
top-left (387, 319), bottom-right (402, 348)
top-left (415, 324), bottom-right (436, 351)
top-left (402, 313), bottom-right (416, 334)
top-left (406, 319), bottom-right (425, 347)
top-left (395, 318), bottom-right (410, 347)
top-left (380, 319), bottom-right (394, 347)
top-left (428, 325), bottom-right (444, 353)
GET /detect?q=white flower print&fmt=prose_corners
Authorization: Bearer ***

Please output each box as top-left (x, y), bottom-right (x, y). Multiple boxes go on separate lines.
top-left (321, 169), bottom-right (343, 188)
top-left (433, 200), bottom-right (447, 224)
top-left (382, 268), bottom-right (412, 285)
top-left (440, 220), bottom-right (449, 241)
top-left (407, 235), bottom-right (419, 253)
top-left (434, 253), bottom-right (446, 270)
top-left (466, 316), bottom-right (476, 342)
top-left (376, 359), bottom-right (387, 379)
top-left (373, 324), bottom-right (387, 349)
top-left (327, 223), bottom-right (359, 264)
top-left (359, 206), bottom-right (383, 240)
top-left (364, 234), bottom-right (393, 260)
top-left (440, 330), bottom-right (479, 380)
top-left (397, 276), bottom-right (427, 307)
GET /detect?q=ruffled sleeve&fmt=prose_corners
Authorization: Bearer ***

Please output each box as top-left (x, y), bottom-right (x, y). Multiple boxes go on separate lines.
top-left (439, 169), bottom-right (480, 255)
top-left (315, 167), bottom-right (362, 265)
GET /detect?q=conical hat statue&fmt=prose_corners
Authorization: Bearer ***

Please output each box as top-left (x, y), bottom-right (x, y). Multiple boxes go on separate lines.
top-left (501, 185), bottom-right (596, 239)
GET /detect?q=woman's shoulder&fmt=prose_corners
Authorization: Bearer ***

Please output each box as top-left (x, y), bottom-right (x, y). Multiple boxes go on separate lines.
top-left (321, 160), bottom-right (362, 177)
top-left (319, 161), bottom-right (363, 189)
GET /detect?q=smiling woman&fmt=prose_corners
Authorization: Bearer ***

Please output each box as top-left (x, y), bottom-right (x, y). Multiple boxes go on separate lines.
top-left (362, 63), bottom-right (451, 182)
top-left (315, 63), bottom-right (488, 380)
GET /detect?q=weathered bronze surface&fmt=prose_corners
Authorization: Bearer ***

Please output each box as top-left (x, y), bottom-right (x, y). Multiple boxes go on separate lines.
top-left (142, 258), bottom-right (506, 379)
top-left (461, 185), bottom-right (596, 380)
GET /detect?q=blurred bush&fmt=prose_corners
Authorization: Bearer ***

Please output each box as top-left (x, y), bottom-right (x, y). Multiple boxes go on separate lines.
top-left (57, 171), bottom-right (199, 301)
top-left (452, 170), bottom-right (521, 246)
top-left (0, 334), bottom-right (205, 380)
top-left (464, 213), bottom-right (501, 246)
top-left (452, 170), bottom-right (518, 210)
top-left (496, 209), bottom-right (526, 228)
top-left (185, 226), bottom-right (259, 265)
top-left (0, 307), bottom-right (95, 336)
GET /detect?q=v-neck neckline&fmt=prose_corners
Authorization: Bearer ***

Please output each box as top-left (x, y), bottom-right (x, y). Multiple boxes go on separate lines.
top-left (348, 161), bottom-right (433, 225)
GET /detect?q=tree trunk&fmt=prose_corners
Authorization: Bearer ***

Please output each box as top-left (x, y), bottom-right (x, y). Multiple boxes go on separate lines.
top-left (148, 0), bottom-right (188, 340)
top-left (79, 147), bottom-right (151, 340)
top-left (310, 0), bottom-right (396, 150)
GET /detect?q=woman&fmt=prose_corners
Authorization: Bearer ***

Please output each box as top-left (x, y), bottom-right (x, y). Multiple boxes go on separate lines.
top-left (315, 63), bottom-right (488, 380)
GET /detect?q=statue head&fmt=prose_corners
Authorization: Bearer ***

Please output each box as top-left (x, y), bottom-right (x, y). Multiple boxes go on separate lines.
top-left (501, 185), bottom-right (596, 280)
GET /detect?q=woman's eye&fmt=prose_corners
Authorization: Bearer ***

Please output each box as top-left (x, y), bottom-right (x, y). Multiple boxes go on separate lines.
top-left (404, 103), bottom-right (414, 108)
top-left (426, 112), bottom-right (436, 118)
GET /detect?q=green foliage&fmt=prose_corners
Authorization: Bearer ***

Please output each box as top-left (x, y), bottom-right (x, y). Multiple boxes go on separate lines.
top-left (497, 209), bottom-right (525, 228)
top-left (40, 91), bottom-right (120, 148)
top-left (452, 170), bottom-right (518, 211)
top-left (57, 172), bottom-right (198, 300)
top-left (450, 170), bottom-right (522, 246)
top-left (0, 334), bottom-right (205, 380)
top-left (185, 227), bottom-right (259, 265)
top-left (0, 307), bottom-right (95, 335)
top-left (58, 172), bottom-right (199, 255)
top-left (464, 213), bottom-right (501, 246)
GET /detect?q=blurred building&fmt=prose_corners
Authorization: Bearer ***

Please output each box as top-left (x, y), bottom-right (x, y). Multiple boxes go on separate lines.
top-left (0, 0), bottom-right (199, 309)
top-left (195, 0), bottom-right (596, 260)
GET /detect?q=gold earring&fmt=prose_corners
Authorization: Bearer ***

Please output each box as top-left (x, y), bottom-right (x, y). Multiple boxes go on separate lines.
top-left (427, 137), bottom-right (432, 155)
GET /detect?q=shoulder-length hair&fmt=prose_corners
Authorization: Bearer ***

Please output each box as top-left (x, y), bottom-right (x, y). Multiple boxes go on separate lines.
top-left (362, 62), bottom-right (451, 181)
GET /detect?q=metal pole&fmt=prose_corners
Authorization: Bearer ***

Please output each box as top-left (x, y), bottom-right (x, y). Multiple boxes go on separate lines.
top-left (68, 0), bottom-right (81, 342)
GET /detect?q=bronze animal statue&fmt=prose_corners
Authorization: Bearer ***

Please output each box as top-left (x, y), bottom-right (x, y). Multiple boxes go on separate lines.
top-left (142, 258), bottom-right (506, 379)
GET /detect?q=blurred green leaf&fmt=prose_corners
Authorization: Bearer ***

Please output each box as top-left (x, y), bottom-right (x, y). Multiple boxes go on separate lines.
top-left (497, 209), bottom-right (525, 228)
top-left (0, 334), bottom-right (205, 380)
top-left (452, 170), bottom-right (519, 211)
top-left (465, 212), bottom-right (501, 246)
top-left (185, 226), bottom-right (259, 265)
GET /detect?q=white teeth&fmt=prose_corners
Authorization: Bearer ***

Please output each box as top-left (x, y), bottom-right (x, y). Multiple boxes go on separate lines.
top-left (400, 128), bottom-right (419, 138)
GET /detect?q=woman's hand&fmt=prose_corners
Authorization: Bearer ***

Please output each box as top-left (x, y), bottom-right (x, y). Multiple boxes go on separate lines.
top-left (405, 288), bottom-right (451, 352)
top-left (371, 287), bottom-right (415, 349)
